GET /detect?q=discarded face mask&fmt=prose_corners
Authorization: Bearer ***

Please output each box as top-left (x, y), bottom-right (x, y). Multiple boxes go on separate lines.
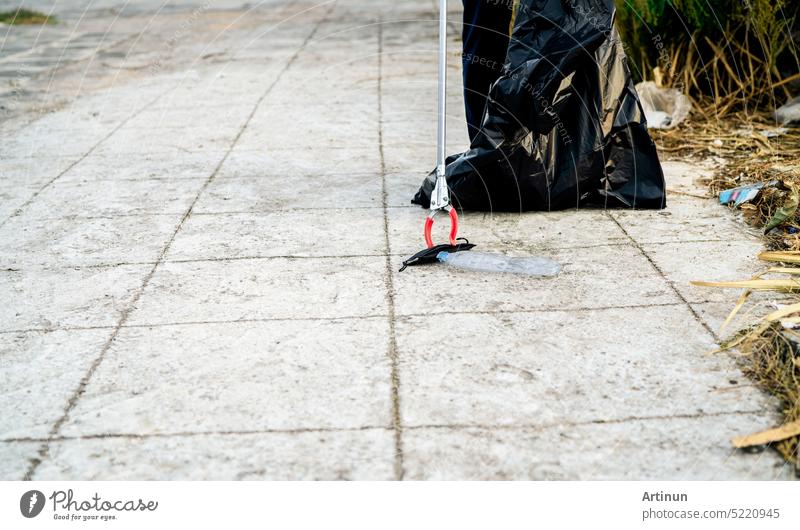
top-left (400, 238), bottom-right (561, 277)
top-left (399, 239), bottom-right (476, 271)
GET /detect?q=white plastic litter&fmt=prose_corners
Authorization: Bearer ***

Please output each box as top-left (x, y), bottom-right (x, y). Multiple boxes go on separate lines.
top-left (760, 127), bottom-right (788, 138)
top-left (635, 81), bottom-right (691, 129)
top-left (776, 96), bottom-right (800, 127)
top-left (437, 251), bottom-right (561, 276)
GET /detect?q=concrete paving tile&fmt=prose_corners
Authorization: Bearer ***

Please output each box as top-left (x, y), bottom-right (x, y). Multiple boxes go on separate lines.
top-left (381, 113), bottom-right (470, 155)
top-left (391, 244), bottom-right (677, 316)
top-left (379, 52), bottom-right (459, 76)
top-left (144, 93), bottom-right (264, 114)
top-left (662, 160), bottom-right (714, 196)
top-left (402, 414), bottom-right (792, 480)
top-left (0, 214), bottom-right (179, 268)
top-left (283, 65), bottom-right (376, 95)
top-left (5, 56), bottom-right (64, 68)
top-left (385, 172), bottom-right (425, 208)
top-left (0, 155), bottom-right (80, 188)
top-left (266, 73), bottom-right (378, 109)
top-left (0, 442), bottom-right (38, 480)
top-left (383, 138), bottom-right (468, 167)
top-left (380, 93), bottom-right (439, 123)
top-left (24, 178), bottom-right (206, 219)
top-left (61, 319), bottom-right (392, 435)
top-left (146, 88), bottom-right (266, 115)
top-left (610, 195), bottom-right (754, 245)
top-left (96, 125), bottom-right (240, 153)
top-left (219, 147), bottom-right (381, 177)
top-left (59, 151), bottom-right (222, 182)
top-left (642, 239), bottom-right (766, 304)
top-left (44, 98), bottom-right (153, 131)
top-left (382, 145), bottom-right (438, 174)
top-left (252, 97), bottom-right (377, 121)
top-left (691, 297), bottom-right (794, 340)
top-left (395, 308), bottom-right (774, 427)
top-left (379, 59), bottom-right (440, 80)
top-left (33, 429), bottom-right (395, 480)
top-left (123, 104), bottom-right (254, 131)
top-left (389, 207), bottom-right (628, 255)
top-left (253, 53), bottom-right (377, 89)
top-left (0, 116), bottom-right (28, 141)
top-left (0, 183), bottom-right (40, 221)
top-left (166, 209), bottom-right (385, 261)
top-left (193, 172), bottom-right (382, 212)
top-left (2, 122), bottom-right (112, 148)
top-left (0, 329), bottom-right (110, 439)
top-left (268, 88), bottom-right (377, 112)
top-left (127, 257), bottom-right (387, 325)
top-left (92, 133), bottom-right (232, 156)
top-left (237, 114), bottom-right (378, 150)
top-left (380, 65), bottom-right (463, 90)
top-left (250, 99), bottom-right (378, 126)
top-left (1, 124), bottom-right (108, 158)
top-left (690, 301), bottom-right (757, 339)
top-left (0, 265), bottom-right (148, 332)
top-left (233, 36), bottom-right (313, 57)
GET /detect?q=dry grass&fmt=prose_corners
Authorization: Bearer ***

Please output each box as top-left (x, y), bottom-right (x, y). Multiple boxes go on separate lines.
top-left (680, 115), bottom-right (800, 473)
top-left (736, 321), bottom-right (800, 466)
top-left (633, 0), bottom-right (798, 121)
top-left (665, 36), bottom-right (799, 120)
top-left (656, 31), bottom-right (800, 468)
top-left (692, 254), bottom-right (800, 472)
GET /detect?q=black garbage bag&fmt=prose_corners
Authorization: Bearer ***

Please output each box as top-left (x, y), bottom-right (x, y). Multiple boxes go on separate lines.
top-left (413, 0), bottom-right (666, 212)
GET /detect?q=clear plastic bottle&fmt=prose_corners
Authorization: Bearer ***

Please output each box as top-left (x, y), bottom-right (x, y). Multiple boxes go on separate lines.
top-left (436, 251), bottom-right (561, 276)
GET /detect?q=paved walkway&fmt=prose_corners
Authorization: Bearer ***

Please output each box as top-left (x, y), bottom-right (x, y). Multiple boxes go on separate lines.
top-left (0, 0), bottom-right (793, 479)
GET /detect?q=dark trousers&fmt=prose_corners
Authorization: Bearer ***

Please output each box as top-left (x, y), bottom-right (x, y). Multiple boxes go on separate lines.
top-left (461, 0), bottom-right (513, 142)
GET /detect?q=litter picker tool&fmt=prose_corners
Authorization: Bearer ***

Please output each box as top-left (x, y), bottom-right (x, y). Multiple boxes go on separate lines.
top-left (399, 2), bottom-right (564, 278)
top-left (424, 0), bottom-right (458, 248)
top-left (400, 0), bottom-right (474, 272)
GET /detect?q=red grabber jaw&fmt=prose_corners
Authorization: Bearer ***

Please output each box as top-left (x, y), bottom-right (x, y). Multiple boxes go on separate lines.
top-left (424, 170), bottom-right (459, 248)
top-left (423, 0), bottom-right (459, 249)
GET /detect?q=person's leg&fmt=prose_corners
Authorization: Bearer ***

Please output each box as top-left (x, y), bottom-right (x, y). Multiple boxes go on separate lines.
top-left (461, 0), bottom-right (513, 142)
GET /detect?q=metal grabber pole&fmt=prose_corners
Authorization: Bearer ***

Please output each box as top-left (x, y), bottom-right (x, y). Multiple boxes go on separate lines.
top-left (423, 0), bottom-right (459, 248)
top-left (436, 0), bottom-right (447, 180)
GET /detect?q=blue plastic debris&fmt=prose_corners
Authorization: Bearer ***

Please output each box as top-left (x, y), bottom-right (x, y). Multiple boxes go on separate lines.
top-left (719, 182), bottom-right (767, 207)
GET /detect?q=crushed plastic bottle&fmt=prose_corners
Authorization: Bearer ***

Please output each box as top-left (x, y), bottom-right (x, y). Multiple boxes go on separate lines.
top-left (436, 251), bottom-right (561, 276)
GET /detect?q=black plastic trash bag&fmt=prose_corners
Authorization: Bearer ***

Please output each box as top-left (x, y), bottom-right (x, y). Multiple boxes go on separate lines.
top-left (413, 0), bottom-right (666, 212)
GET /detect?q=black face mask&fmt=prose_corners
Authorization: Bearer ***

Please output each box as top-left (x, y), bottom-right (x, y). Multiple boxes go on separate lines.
top-left (399, 238), bottom-right (476, 272)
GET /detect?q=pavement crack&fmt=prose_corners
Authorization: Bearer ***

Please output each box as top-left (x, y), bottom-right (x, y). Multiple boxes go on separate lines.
top-left (1, 301), bottom-right (708, 336)
top-left (5, 425), bottom-right (389, 444)
top-left (605, 212), bottom-right (720, 342)
top-left (404, 409), bottom-right (772, 432)
top-left (378, 17), bottom-right (405, 481)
